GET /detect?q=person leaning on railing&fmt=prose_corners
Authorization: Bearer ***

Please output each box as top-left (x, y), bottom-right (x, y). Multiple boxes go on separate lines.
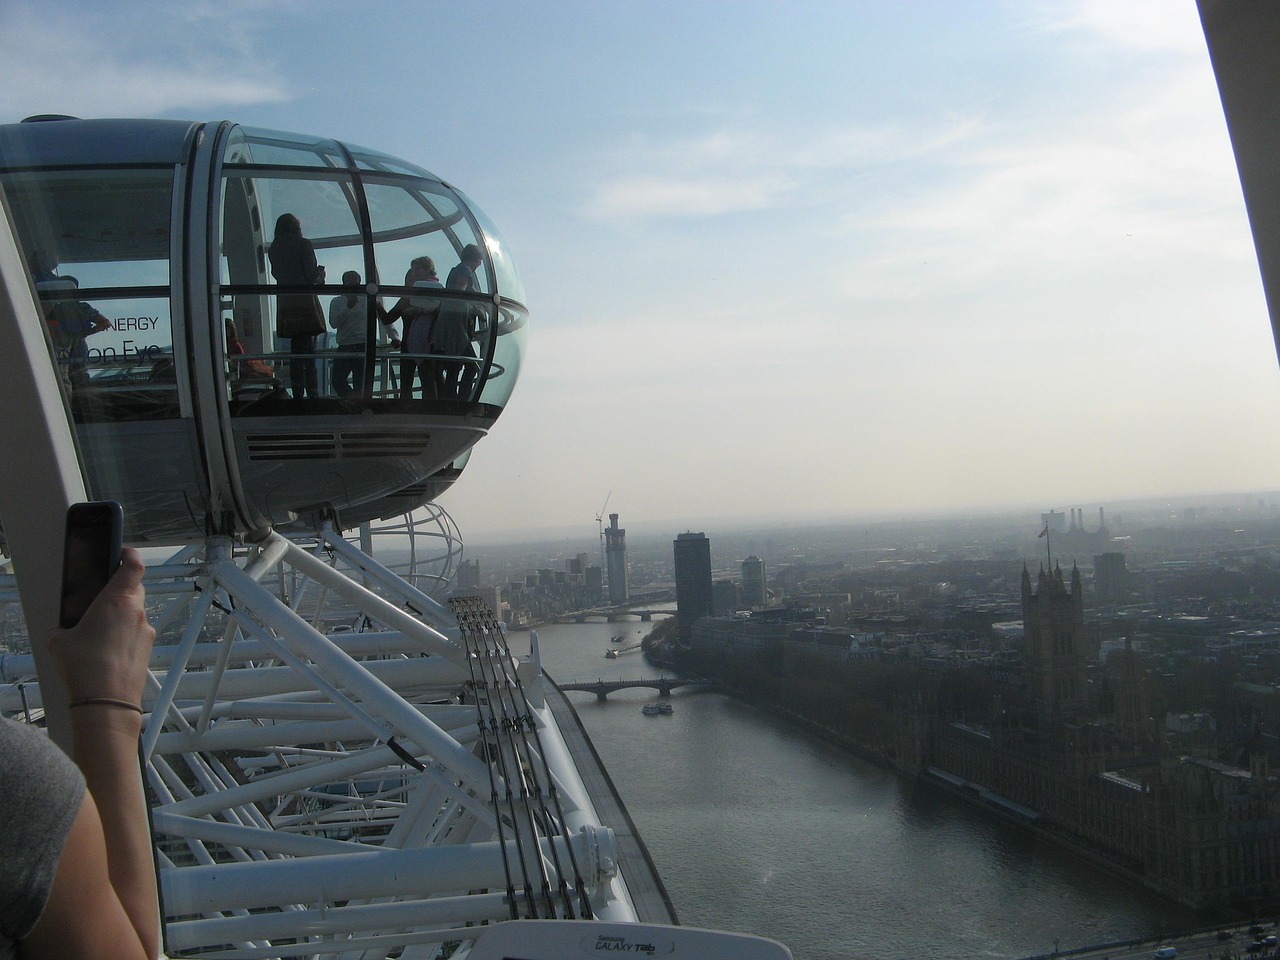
top-left (0, 548), bottom-right (158, 960)
top-left (383, 257), bottom-right (442, 400)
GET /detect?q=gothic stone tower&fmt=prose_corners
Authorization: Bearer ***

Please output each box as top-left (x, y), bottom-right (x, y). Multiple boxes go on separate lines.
top-left (1022, 563), bottom-right (1090, 718)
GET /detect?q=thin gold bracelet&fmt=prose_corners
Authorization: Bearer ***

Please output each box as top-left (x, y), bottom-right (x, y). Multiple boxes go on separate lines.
top-left (68, 697), bottom-right (144, 714)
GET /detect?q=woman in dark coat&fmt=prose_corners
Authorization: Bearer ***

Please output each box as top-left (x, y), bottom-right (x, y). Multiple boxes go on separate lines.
top-left (267, 213), bottom-right (325, 399)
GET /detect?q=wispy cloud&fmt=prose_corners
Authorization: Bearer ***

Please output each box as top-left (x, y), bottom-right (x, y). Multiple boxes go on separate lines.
top-left (586, 174), bottom-right (791, 219)
top-left (582, 118), bottom-right (980, 222)
top-left (0, 1), bottom-right (290, 119)
top-left (1025, 0), bottom-right (1207, 53)
top-left (583, 128), bottom-right (795, 220)
top-left (831, 50), bottom-right (1243, 306)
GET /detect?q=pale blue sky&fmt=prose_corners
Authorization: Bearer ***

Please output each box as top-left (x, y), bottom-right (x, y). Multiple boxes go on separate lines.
top-left (3, 1), bottom-right (1277, 543)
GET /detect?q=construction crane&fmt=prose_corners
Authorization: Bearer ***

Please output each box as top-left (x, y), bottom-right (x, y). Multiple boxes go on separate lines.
top-left (595, 491), bottom-right (612, 588)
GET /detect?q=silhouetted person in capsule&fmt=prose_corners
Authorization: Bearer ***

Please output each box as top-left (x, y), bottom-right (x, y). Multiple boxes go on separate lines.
top-left (445, 243), bottom-right (483, 294)
top-left (27, 247), bottom-right (59, 284)
top-left (38, 275), bottom-right (111, 389)
top-left (329, 270), bottom-right (383, 398)
top-left (268, 213), bottom-right (325, 400)
top-left (437, 244), bottom-right (483, 399)
top-left (384, 257), bottom-right (443, 399)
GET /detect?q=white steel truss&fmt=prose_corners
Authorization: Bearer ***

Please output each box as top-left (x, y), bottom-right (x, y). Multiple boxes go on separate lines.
top-left (0, 525), bottom-right (635, 959)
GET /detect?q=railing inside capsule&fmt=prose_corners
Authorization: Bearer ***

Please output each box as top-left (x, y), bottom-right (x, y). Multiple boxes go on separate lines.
top-left (223, 348), bottom-right (501, 404)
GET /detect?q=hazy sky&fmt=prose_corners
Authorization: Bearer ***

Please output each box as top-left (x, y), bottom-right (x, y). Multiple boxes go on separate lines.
top-left (4, 0), bottom-right (1278, 544)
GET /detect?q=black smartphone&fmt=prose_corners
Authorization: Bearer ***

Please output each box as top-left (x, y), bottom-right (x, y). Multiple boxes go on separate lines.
top-left (58, 500), bottom-right (124, 628)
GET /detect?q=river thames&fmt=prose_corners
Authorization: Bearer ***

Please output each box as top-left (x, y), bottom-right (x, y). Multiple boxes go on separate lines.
top-left (511, 615), bottom-right (1193, 960)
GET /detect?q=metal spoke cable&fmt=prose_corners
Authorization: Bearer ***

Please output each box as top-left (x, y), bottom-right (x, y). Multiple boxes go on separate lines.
top-left (496, 641), bottom-right (595, 920)
top-left (450, 597), bottom-right (587, 919)
top-left (457, 604), bottom-right (520, 918)
top-left (463, 599), bottom-right (552, 921)
top-left (477, 633), bottom-right (559, 917)
top-left (479, 630), bottom-right (579, 918)
top-left (458, 598), bottom-right (592, 918)
top-left (476, 632), bottom-right (546, 917)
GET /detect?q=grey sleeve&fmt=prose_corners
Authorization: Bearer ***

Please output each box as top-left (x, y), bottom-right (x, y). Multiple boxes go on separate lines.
top-left (0, 717), bottom-right (86, 946)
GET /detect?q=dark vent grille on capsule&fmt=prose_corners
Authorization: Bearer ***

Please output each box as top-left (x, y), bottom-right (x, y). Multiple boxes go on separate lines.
top-left (246, 431), bottom-right (430, 461)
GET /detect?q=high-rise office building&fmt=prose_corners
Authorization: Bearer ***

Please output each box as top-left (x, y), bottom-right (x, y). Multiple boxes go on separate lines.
top-left (456, 559), bottom-right (481, 593)
top-left (741, 555), bottom-right (766, 607)
top-left (674, 532), bottom-right (713, 640)
top-left (712, 578), bottom-right (739, 615)
top-left (1093, 552), bottom-right (1128, 606)
top-left (605, 513), bottom-right (629, 604)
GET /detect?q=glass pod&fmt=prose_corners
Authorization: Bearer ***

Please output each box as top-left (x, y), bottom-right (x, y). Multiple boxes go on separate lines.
top-left (0, 117), bottom-right (527, 542)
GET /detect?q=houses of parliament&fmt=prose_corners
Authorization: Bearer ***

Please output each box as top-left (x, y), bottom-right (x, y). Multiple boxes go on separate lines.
top-left (907, 562), bottom-right (1280, 913)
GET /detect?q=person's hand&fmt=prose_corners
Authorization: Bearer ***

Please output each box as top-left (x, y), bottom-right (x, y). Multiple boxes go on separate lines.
top-left (45, 547), bottom-right (155, 707)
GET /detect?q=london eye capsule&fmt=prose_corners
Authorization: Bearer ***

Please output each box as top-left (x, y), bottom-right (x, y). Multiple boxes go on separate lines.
top-left (0, 116), bottom-right (527, 542)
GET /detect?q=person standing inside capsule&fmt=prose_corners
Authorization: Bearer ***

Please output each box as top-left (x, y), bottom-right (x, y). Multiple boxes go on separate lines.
top-left (437, 244), bottom-right (483, 399)
top-left (445, 243), bottom-right (483, 294)
top-left (329, 270), bottom-right (381, 398)
top-left (383, 257), bottom-right (442, 400)
top-left (267, 213), bottom-right (326, 400)
top-left (39, 275), bottom-right (111, 389)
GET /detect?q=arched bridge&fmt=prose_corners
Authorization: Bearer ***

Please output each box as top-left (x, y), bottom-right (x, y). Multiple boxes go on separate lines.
top-left (557, 676), bottom-right (713, 702)
top-left (554, 608), bottom-right (676, 623)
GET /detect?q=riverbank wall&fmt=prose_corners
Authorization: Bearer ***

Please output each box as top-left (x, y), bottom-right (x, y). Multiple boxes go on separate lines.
top-left (700, 672), bottom-right (1242, 927)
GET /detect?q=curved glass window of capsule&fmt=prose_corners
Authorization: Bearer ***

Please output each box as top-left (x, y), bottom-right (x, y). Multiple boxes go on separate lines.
top-left (2, 167), bottom-right (178, 421)
top-left (218, 169), bottom-right (363, 394)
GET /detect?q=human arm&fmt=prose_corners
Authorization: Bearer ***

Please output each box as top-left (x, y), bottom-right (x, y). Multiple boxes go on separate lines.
top-left (82, 304), bottom-right (111, 335)
top-left (383, 296), bottom-right (408, 323)
top-left (23, 548), bottom-right (159, 960)
top-left (382, 296), bottom-right (418, 347)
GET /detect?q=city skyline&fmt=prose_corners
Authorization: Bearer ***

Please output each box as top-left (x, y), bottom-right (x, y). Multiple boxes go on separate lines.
top-left (4, 2), bottom-right (1279, 542)
top-left (465, 488), bottom-right (1280, 555)
top-left (465, 487), bottom-right (1280, 597)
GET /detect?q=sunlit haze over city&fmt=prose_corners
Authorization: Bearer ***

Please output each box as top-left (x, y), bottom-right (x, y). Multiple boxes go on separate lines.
top-left (4, 0), bottom-right (1278, 543)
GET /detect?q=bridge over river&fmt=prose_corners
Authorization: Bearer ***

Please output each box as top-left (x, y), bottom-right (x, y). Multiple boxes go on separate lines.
top-left (554, 608), bottom-right (676, 623)
top-left (557, 676), bottom-right (713, 702)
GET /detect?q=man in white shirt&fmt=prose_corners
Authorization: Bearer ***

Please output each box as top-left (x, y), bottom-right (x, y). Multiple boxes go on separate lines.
top-left (329, 270), bottom-right (371, 397)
